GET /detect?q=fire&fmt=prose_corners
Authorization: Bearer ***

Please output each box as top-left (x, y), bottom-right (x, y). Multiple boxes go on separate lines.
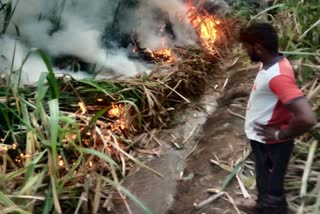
top-left (150, 23), bottom-right (175, 63)
top-left (57, 103), bottom-right (131, 171)
top-left (108, 103), bottom-right (128, 131)
top-left (152, 48), bottom-right (175, 63)
top-left (150, 5), bottom-right (220, 61)
top-left (108, 104), bottom-right (122, 117)
top-left (187, 7), bottom-right (220, 55)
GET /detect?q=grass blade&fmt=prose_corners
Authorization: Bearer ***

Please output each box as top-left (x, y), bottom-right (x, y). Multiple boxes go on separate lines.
top-left (222, 151), bottom-right (251, 190)
top-left (102, 176), bottom-right (152, 214)
top-left (36, 49), bottom-right (60, 99)
top-left (81, 148), bottom-right (118, 167)
top-left (249, 4), bottom-right (286, 23)
top-left (48, 99), bottom-right (62, 213)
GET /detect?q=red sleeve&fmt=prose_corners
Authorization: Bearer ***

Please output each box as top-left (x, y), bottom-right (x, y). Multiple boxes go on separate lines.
top-left (269, 75), bottom-right (304, 104)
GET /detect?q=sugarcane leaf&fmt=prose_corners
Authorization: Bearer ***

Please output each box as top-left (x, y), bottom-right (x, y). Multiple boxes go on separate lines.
top-left (102, 176), bottom-right (152, 214)
top-left (81, 148), bottom-right (118, 167)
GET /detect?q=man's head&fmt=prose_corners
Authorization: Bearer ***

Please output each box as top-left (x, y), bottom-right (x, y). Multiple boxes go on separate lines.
top-left (239, 23), bottom-right (279, 62)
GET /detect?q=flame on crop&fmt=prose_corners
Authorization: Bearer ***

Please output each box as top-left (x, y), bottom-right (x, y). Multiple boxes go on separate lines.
top-left (151, 34), bottom-right (175, 63)
top-left (6, 3), bottom-right (222, 175)
top-left (150, 4), bottom-right (220, 60)
top-left (152, 48), bottom-right (175, 63)
top-left (108, 103), bottom-right (127, 131)
top-left (108, 103), bottom-right (122, 117)
top-left (187, 7), bottom-right (220, 55)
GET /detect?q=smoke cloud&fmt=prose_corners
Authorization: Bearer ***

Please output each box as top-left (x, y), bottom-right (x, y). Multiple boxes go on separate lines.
top-left (0, 0), bottom-right (197, 85)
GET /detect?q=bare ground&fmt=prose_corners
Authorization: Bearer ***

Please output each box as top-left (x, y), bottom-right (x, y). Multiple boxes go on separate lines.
top-left (167, 62), bottom-right (258, 214)
top-left (109, 57), bottom-right (259, 214)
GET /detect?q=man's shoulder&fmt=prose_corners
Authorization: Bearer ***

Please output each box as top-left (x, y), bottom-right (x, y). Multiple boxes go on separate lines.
top-left (278, 57), bottom-right (295, 76)
top-left (262, 57), bottom-right (295, 81)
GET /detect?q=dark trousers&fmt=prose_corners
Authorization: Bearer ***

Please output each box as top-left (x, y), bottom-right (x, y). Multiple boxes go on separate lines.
top-left (250, 140), bottom-right (294, 214)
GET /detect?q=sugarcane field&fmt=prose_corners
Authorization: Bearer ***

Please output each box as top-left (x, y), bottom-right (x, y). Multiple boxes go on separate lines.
top-left (0, 0), bottom-right (319, 213)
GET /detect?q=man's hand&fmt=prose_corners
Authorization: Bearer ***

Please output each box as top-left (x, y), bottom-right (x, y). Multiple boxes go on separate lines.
top-left (254, 98), bottom-right (317, 142)
top-left (254, 123), bottom-right (280, 142)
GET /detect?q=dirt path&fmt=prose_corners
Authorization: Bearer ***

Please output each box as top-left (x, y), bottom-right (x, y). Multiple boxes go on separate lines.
top-left (109, 58), bottom-right (259, 214)
top-left (167, 64), bottom-right (257, 214)
top-left (167, 108), bottom-right (247, 214)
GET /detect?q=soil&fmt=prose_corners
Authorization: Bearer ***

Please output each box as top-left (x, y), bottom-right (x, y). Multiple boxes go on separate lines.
top-left (167, 62), bottom-right (258, 214)
top-left (109, 56), bottom-right (260, 214)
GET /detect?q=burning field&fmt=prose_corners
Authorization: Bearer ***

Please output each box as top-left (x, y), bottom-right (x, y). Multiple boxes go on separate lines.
top-left (0, 0), bottom-right (231, 213)
top-left (0, 0), bottom-right (227, 85)
top-left (1, 0), bottom-right (318, 213)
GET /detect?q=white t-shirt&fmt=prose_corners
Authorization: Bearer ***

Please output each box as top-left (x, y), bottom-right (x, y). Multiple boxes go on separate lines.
top-left (245, 57), bottom-right (304, 144)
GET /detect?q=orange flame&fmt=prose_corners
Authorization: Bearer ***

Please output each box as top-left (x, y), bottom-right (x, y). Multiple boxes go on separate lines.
top-left (150, 24), bottom-right (175, 63)
top-left (108, 104), bottom-right (122, 117)
top-left (152, 48), bottom-right (175, 63)
top-left (108, 103), bottom-right (127, 131)
top-left (151, 5), bottom-right (220, 60)
top-left (187, 7), bottom-right (220, 55)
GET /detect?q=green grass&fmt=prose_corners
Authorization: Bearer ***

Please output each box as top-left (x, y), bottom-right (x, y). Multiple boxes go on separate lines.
top-left (0, 42), bottom-right (212, 213)
top-left (0, 1), bottom-right (209, 212)
top-left (0, 49), bottom-right (162, 213)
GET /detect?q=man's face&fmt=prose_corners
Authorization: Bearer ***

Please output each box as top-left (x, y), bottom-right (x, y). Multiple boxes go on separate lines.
top-left (243, 43), bottom-right (261, 62)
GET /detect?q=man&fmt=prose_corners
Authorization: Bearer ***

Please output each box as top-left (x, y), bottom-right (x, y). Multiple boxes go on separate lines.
top-left (238, 23), bottom-right (317, 214)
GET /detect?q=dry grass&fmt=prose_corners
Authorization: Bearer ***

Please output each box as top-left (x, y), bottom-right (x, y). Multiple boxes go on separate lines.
top-left (0, 42), bottom-right (224, 213)
top-left (0, 4), bottom-right (236, 212)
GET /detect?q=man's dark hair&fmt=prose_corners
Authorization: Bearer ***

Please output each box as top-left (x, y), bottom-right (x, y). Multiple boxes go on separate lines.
top-left (239, 23), bottom-right (279, 53)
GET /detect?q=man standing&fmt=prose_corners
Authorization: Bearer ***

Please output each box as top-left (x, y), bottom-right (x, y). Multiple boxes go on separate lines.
top-left (238, 23), bottom-right (317, 213)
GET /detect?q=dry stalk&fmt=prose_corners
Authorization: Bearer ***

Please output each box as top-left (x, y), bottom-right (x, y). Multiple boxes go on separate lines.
top-left (227, 108), bottom-right (245, 120)
top-left (182, 125), bottom-right (197, 144)
top-left (223, 192), bottom-right (241, 214)
top-left (193, 191), bottom-right (225, 209)
top-left (157, 80), bottom-right (191, 103)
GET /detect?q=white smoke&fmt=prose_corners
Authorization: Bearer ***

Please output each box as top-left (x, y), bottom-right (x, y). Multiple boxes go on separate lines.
top-left (0, 0), bottom-right (197, 85)
top-left (0, 35), bottom-right (93, 85)
top-left (144, 0), bottom-right (197, 47)
top-left (0, 35), bottom-right (48, 85)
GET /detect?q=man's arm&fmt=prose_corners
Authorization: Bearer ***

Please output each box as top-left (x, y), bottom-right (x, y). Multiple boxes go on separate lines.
top-left (279, 97), bottom-right (317, 140)
top-left (255, 97), bottom-right (317, 141)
